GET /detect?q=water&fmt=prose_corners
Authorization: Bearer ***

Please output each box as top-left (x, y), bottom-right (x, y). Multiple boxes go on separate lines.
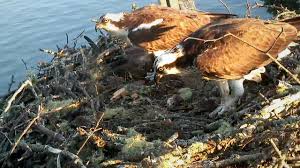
top-left (0, 0), bottom-right (271, 95)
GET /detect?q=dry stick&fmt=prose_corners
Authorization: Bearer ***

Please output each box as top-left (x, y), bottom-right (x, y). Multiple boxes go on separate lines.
top-left (260, 29), bottom-right (300, 84)
top-left (258, 92), bottom-right (270, 104)
top-left (246, 0), bottom-right (251, 17)
top-left (275, 11), bottom-right (297, 20)
top-left (184, 30), bottom-right (300, 85)
top-left (193, 152), bottom-right (265, 168)
top-left (3, 80), bottom-right (35, 113)
top-left (34, 124), bottom-right (66, 142)
top-left (76, 112), bottom-right (105, 155)
top-left (39, 48), bottom-right (58, 56)
top-left (73, 30), bottom-right (85, 41)
top-left (251, 2), bottom-right (286, 11)
top-left (66, 33), bottom-right (69, 45)
top-left (19, 142), bottom-right (86, 168)
top-left (0, 131), bottom-right (13, 145)
top-left (164, 132), bottom-right (179, 148)
top-left (7, 75), bottom-right (15, 93)
top-left (41, 101), bottom-right (81, 116)
top-left (218, 0), bottom-right (232, 14)
top-left (21, 59), bottom-right (28, 70)
top-left (269, 139), bottom-right (290, 168)
top-left (265, 53), bottom-right (300, 84)
top-left (57, 154), bottom-right (62, 168)
top-left (10, 105), bottom-right (42, 154)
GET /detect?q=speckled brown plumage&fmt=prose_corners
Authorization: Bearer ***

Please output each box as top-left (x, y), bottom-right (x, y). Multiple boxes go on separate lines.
top-left (181, 18), bottom-right (298, 80)
top-left (96, 5), bottom-right (236, 53)
top-left (111, 46), bottom-right (154, 79)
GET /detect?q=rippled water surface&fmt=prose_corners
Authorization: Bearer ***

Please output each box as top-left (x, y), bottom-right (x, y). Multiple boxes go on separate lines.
top-left (0, 0), bottom-right (271, 95)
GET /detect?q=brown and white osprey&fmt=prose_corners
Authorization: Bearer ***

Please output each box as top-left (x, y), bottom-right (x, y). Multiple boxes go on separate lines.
top-left (152, 17), bottom-right (299, 117)
top-left (94, 5), bottom-right (236, 57)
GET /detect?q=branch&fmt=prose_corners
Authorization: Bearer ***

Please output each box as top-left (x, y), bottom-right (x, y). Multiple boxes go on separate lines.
top-left (10, 105), bottom-right (42, 154)
top-left (19, 142), bottom-right (86, 168)
top-left (269, 139), bottom-right (290, 168)
top-left (190, 152), bottom-right (265, 168)
top-left (3, 80), bottom-right (36, 113)
top-left (34, 124), bottom-right (66, 142)
top-left (76, 112), bottom-right (105, 155)
top-left (218, 0), bottom-right (232, 14)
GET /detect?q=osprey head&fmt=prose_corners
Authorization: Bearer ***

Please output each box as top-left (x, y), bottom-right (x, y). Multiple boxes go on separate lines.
top-left (146, 45), bottom-right (185, 81)
top-left (95, 13), bottom-right (126, 33)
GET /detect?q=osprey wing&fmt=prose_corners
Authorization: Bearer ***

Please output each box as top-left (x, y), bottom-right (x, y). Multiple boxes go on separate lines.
top-left (127, 5), bottom-right (236, 52)
top-left (194, 18), bottom-right (297, 79)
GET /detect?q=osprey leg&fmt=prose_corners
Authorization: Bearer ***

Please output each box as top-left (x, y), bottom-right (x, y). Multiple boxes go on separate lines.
top-left (209, 79), bottom-right (244, 117)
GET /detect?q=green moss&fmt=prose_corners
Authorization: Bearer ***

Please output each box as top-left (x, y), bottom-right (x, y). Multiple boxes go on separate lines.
top-left (187, 142), bottom-right (208, 155)
top-left (178, 88), bottom-right (193, 101)
top-left (103, 107), bottom-right (130, 120)
top-left (213, 121), bottom-right (233, 136)
top-left (45, 99), bottom-right (74, 111)
top-left (121, 134), bottom-right (154, 161)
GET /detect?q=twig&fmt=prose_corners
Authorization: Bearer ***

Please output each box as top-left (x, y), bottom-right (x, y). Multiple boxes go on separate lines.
top-left (246, 0), bottom-right (251, 18)
top-left (96, 46), bottom-right (120, 63)
top-left (57, 154), bottom-right (62, 168)
top-left (275, 11), bottom-right (297, 20)
top-left (51, 85), bottom-right (78, 99)
top-left (73, 30), bottom-right (85, 41)
top-left (3, 80), bottom-right (34, 113)
top-left (166, 132), bottom-right (179, 144)
top-left (258, 92), bottom-right (270, 104)
top-left (19, 142), bottom-right (86, 168)
top-left (42, 101), bottom-right (81, 116)
top-left (191, 152), bottom-right (265, 168)
top-left (7, 75), bottom-right (15, 93)
top-left (34, 124), bottom-right (66, 142)
top-left (84, 36), bottom-right (99, 53)
top-left (39, 48), bottom-right (65, 58)
top-left (164, 132), bottom-right (179, 148)
top-left (269, 139), bottom-right (290, 168)
top-left (266, 53), bottom-right (300, 84)
top-left (261, 27), bottom-right (300, 84)
top-left (21, 59), bottom-right (28, 70)
top-left (10, 105), bottom-right (42, 154)
top-left (0, 131), bottom-right (13, 145)
top-left (76, 112), bottom-right (105, 155)
top-left (252, 2), bottom-right (287, 12)
top-left (56, 44), bottom-right (61, 51)
top-left (217, 0), bottom-right (232, 14)
top-left (66, 33), bottom-right (69, 45)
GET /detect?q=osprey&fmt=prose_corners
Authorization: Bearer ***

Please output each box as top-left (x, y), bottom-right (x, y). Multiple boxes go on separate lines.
top-left (95, 5), bottom-right (236, 56)
top-left (152, 17), bottom-right (299, 117)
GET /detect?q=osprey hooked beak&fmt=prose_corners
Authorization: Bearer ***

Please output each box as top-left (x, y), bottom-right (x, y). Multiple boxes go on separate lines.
top-left (91, 18), bottom-right (100, 32)
top-left (145, 64), bottom-right (176, 83)
top-left (145, 69), bottom-right (164, 83)
top-left (93, 17), bottom-right (110, 32)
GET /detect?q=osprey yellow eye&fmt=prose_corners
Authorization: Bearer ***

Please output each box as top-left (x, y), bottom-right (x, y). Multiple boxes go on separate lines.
top-left (158, 67), bottom-right (165, 72)
top-left (103, 19), bottom-right (109, 23)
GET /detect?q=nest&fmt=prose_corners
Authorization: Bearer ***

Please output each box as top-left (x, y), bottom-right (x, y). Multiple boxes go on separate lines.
top-left (0, 11), bottom-right (300, 168)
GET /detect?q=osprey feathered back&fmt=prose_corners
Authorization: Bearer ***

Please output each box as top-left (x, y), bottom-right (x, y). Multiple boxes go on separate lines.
top-left (152, 17), bottom-right (299, 116)
top-left (95, 5), bottom-right (236, 54)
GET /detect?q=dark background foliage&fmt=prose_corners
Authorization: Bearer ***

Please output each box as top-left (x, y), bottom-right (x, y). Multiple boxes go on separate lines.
top-left (262, 0), bottom-right (300, 14)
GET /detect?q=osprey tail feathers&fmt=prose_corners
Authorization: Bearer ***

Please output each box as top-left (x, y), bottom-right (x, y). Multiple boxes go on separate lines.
top-left (203, 12), bottom-right (238, 19)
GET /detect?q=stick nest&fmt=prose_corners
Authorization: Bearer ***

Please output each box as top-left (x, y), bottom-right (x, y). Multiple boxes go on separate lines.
top-left (0, 15), bottom-right (300, 168)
